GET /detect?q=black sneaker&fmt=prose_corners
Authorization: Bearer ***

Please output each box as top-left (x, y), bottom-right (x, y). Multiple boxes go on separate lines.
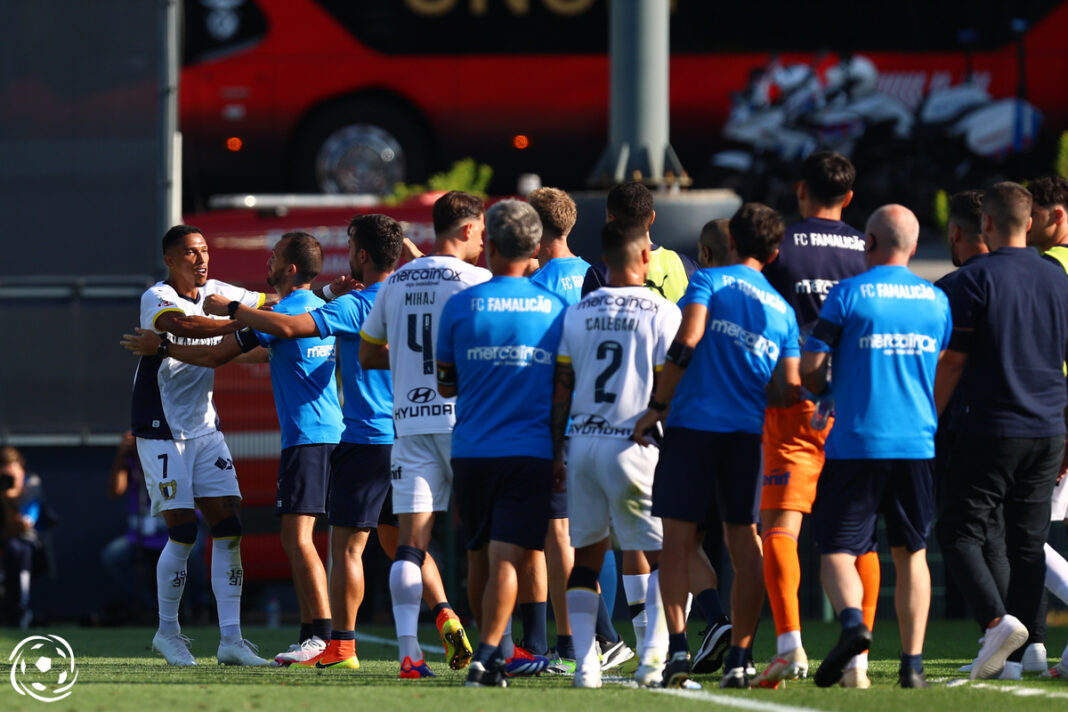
top-left (661, 651), bottom-right (691, 688)
top-left (719, 665), bottom-right (749, 689)
top-left (692, 617), bottom-right (732, 674)
top-left (814, 624), bottom-right (872, 688)
top-left (465, 660), bottom-right (508, 687)
top-left (898, 665), bottom-right (930, 688)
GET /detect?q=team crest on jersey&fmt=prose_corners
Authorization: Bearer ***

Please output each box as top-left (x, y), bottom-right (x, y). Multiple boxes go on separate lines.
top-left (215, 457), bottom-right (234, 471)
top-left (157, 299), bottom-right (176, 308)
top-left (159, 481), bottom-right (178, 500)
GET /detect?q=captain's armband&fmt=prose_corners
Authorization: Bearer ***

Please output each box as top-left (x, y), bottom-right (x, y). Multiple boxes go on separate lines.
top-left (437, 363), bottom-right (457, 388)
top-left (234, 328), bottom-right (260, 353)
top-left (665, 340), bottom-right (695, 369)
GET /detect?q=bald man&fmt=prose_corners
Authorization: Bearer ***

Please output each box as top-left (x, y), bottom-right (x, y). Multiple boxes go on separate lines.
top-left (801, 205), bottom-right (952, 689)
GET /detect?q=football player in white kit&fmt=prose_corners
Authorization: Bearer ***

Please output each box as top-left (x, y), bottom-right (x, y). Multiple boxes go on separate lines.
top-left (131, 225), bottom-right (269, 666)
top-left (359, 192), bottom-right (489, 678)
top-left (552, 220), bottom-right (682, 688)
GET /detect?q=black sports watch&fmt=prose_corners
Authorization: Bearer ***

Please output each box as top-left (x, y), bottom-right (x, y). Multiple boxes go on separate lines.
top-left (157, 338), bottom-right (170, 359)
top-left (648, 397), bottom-right (669, 412)
top-left (227, 300), bottom-right (241, 318)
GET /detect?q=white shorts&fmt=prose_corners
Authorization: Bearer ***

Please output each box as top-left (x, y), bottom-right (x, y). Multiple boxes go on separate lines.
top-left (136, 431), bottom-right (242, 516)
top-left (390, 433), bottom-right (453, 514)
top-left (1052, 474), bottom-right (1068, 521)
top-left (566, 436), bottom-right (663, 551)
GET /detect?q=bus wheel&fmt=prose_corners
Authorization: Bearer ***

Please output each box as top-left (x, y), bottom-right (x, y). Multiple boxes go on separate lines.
top-left (292, 98), bottom-right (432, 195)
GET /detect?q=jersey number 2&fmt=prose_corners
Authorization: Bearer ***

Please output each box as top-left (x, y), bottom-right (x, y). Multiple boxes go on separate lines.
top-left (594, 340), bottom-right (623, 403)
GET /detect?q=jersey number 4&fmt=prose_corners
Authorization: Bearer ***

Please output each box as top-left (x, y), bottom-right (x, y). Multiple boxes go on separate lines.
top-left (407, 313), bottom-right (434, 375)
top-left (594, 340), bottom-right (623, 403)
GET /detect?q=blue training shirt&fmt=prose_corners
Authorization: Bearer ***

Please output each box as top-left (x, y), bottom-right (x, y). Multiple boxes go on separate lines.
top-left (310, 282), bottom-right (394, 445)
top-left (805, 265), bottom-right (952, 459)
top-left (436, 276), bottom-right (567, 459)
top-left (667, 265), bottom-right (800, 434)
top-left (254, 289), bottom-right (342, 449)
top-left (531, 256), bottom-right (592, 306)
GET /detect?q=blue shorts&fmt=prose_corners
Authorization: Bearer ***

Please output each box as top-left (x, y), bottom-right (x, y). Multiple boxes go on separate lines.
top-left (549, 489), bottom-right (568, 519)
top-left (276, 444), bottom-right (332, 515)
top-left (452, 456), bottom-right (552, 551)
top-left (327, 442), bottom-right (394, 528)
top-left (813, 458), bottom-right (934, 556)
top-left (652, 428), bottom-right (762, 527)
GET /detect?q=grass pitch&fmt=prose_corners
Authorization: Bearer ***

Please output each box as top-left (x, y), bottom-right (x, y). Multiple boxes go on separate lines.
top-left (1, 620), bottom-right (1066, 712)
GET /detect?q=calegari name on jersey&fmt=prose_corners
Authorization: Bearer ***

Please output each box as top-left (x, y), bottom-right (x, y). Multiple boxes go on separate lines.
top-left (559, 286), bottom-right (681, 438)
top-left (360, 255), bottom-right (490, 436)
top-left (132, 280), bottom-right (264, 440)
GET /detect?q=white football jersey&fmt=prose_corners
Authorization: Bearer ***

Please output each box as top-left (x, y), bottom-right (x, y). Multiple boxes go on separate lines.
top-left (360, 255), bottom-right (490, 436)
top-left (133, 280), bottom-right (264, 440)
top-left (559, 286), bottom-right (681, 438)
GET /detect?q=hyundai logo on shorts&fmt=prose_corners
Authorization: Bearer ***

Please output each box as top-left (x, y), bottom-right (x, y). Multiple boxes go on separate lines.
top-left (407, 387), bottom-right (437, 404)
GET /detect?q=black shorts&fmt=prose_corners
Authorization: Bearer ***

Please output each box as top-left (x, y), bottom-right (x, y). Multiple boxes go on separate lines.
top-left (813, 458), bottom-right (934, 556)
top-left (452, 456), bottom-right (552, 551)
top-left (327, 442), bottom-right (393, 528)
top-left (276, 444), bottom-right (332, 515)
top-left (652, 428), bottom-right (763, 527)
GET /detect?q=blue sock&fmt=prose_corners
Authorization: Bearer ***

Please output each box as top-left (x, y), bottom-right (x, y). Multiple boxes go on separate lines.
top-left (725, 645), bottom-right (746, 671)
top-left (840, 607), bottom-right (864, 630)
top-left (599, 550), bottom-right (618, 613)
top-left (595, 593), bottom-right (620, 643)
top-left (555, 634), bottom-right (575, 659)
top-left (519, 601), bottom-right (548, 655)
top-left (473, 642), bottom-right (497, 666)
top-left (902, 653), bottom-right (923, 674)
top-left (669, 632), bottom-right (689, 656)
top-left (695, 588), bottom-right (725, 627)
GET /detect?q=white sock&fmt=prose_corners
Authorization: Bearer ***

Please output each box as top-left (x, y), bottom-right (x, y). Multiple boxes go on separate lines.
top-left (156, 539), bottom-right (192, 634)
top-left (567, 588), bottom-right (600, 671)
top-left (642, 570), bottom-right (668, 665)
top-left (18, 570), bottom-right (30, 608)
top-left (777, 630), bottom-right (803, 655)
top-left (211, 537), bottom-right (244, 642)
top-left (390, 559), bottom-right (423, 662)
top-left (845, 651), bottom-right (868, 671)
top-left (499, 618), bottom-right (515, 659)
top-left (1045, 543), bottom-right (1068, 606)
top-left (622, 573), bottom-right (650, 658)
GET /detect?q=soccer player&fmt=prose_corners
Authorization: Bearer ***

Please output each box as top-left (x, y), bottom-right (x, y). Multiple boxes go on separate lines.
top-left (125, 232), bottom-right (341, 664)
top-left (207, 215), bottom-right (470, 671)
top-left (435, 199), bottom-right (566, 687)
top-left (755, 150), bottom-right (873, 688)
top-left (802, 204), bottom-right (951, 689)
top-left (359, 192), bottom-right (491, 678)
top-left (936, 182), bottom-right (1068, 680)
top-left (127, 225), bottom-right (268, 666)
top-left (552, 219), bottom-right (681, 688)
top-left (1027, 175), bottom-right (1068, 679)
top-left (523, 187), bottom-right (586, 667)
top-left (581, 181), bottom-right (697, 303)
top-left (633, 203), bottom-right (801, 689)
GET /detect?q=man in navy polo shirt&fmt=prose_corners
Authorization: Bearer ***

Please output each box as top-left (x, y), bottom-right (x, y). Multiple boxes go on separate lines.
top-left (935, 182), bottom-right (1068, 680)
top-left (436, 199), bottom-right (567, 687)
top-left (632, 203), bottom-right (801, 689)
top-left (802, 205), bottom-right (951, 689)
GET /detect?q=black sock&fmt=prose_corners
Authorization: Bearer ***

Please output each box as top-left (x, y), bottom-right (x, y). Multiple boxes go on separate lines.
top-left (519, 602), bottom-right (548, 655)
top-left (433, 602), bottom-right (452, 618)
top-left (669, 633), bottom-right (689, 656)
top-left (555, 634), bottom-right (575, 659)
top-left (695, 588), bottom-right (725, 627)
top-left (595, 595), bottom-right (620, 643)
top-left (312, 618), bottom-right (332, 642)
top-left (299, 623), bottom-right (312, 644)
top-left (901, 652), bottom-right (923, 673)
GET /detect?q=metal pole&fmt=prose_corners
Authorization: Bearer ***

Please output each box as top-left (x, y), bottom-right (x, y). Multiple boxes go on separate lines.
top-left (588, 0), bottom-right (689, 188)
top-left (159, 0), bottom-right (179, 264)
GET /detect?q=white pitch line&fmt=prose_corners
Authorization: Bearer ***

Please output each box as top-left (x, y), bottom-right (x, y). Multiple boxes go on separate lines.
top-left (355, 632), bottom-right (446, 655)
top-left (968, 682), bottom-right (1068, 701)
top-left (651, 686), bottom-right (832, 712)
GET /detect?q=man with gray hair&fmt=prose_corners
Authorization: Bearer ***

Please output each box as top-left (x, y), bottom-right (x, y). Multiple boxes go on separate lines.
top-left (801, 204), bottom-right (951, 689)
top-left (435, 199), bottom-right (569, 687)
